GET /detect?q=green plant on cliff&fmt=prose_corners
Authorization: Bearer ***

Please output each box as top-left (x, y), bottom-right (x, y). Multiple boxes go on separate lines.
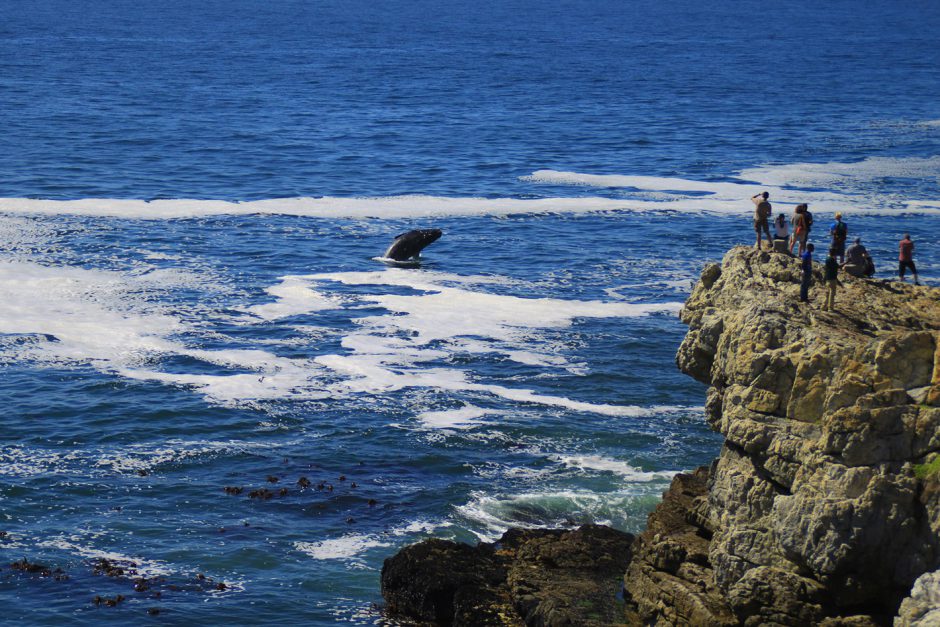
top-left (914, 454), bottom-right (940, 480)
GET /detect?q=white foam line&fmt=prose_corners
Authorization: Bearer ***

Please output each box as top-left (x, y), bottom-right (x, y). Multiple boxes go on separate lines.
top-left (37, 538), bottom-right (175, 578)
top-left (245, 269), bottom-right (687, 415)
top-left (294, 520), bottom-right (448, 562)
top-left (294, 535), bottom-right (391, 561)
top-left (454, 488), bottom-right (672, 540)
top-left (524, 158), bottom-right (940, 216)
top-left (416, 404), bottom-right (496, 429)
top-left (523, 170), bottom-right (761, 196)
top-left (0, 260), bottom-right (333, 405)
top-left (0, 195), bottom-right (635, 220)
top-left (242, 276), bottom-right (341, 321)
top-left (553, 454), bottom-right (678, 481)
top-left (3, 188), bottom-right (938, 222)
top-left (738, 156), bottom-right (940, 188)
top-left (469, 386), bottom-right (688, 417)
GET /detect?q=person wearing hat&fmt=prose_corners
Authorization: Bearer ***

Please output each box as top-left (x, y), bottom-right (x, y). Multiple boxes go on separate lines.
top-left (829, 212), bottom-right (848, 264)
top-left (844, 237), bottom-right (874, 278)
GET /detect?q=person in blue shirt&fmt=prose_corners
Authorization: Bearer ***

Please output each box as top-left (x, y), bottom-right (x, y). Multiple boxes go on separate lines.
top-left (800, 243), bottom-right (815, 303)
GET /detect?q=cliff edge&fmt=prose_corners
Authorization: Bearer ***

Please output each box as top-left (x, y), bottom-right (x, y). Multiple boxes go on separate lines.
top-left (624, 246), bottom-right (940, 626)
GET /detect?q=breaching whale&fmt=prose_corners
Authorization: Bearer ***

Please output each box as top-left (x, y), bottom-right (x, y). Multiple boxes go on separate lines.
top-left (383, 229), bottom-right (442, 261)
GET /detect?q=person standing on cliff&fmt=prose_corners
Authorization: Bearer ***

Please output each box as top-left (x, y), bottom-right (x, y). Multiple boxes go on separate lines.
top-left (752, 191), bottom-right (772, 250)
top-left (829, 213), bottom-right (848, 264)
top-left (824, 247), bottom-right (841, 311)
top-left (790, 204), bottom-right (808, 256)
top-left (800, 243), bottom-right (814, 302)
top-left (899, 233), bottom-right (920, 285)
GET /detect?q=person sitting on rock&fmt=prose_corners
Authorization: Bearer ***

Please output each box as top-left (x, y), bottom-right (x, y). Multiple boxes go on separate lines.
top-left (773, 213), bottom-right (789, 240)
top-left (843, 237), bottom-right (874, 278)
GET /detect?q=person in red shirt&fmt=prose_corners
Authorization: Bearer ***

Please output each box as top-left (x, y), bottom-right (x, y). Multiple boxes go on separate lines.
top-left (899, 233), bottom-right (920, 285)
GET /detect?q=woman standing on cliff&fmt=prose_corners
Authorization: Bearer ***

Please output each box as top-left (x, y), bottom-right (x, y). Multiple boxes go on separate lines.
top-left (790, 204), bottom-right (808, 255)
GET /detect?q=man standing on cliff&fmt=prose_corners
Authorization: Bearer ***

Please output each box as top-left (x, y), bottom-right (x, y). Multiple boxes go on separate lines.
top-left (829, 212), bottom-right (848, 264)
top-left (899, 233), bottom-right (920, 285)
top-left (800, 243), bottom-right (814, 303)
top-left (752, 191), bottom-right (772, 250)
top-left (824, 247), bottom-right (840, 311)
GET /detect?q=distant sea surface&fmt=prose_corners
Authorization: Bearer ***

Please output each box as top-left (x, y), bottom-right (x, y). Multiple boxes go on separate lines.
top-left (1, 0), bottom-right (938, 623)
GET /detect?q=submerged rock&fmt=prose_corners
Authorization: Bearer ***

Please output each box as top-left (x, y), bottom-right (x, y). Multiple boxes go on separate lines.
top-left (624, 246), bottom-right (940, 625)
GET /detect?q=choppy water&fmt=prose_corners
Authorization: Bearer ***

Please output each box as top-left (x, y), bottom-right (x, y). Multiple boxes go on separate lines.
top-left (1, 0), bottom-right (939, 624)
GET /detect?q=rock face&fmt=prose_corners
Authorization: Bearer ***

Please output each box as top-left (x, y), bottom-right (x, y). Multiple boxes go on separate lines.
top-left (625, 246), bottom-right (940, 626)
top-left (382, 524), bottom-right (634, 626)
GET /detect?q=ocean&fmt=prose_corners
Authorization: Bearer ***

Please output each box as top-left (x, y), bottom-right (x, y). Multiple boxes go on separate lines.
top-left (1, 0), bottom-right (938, 623)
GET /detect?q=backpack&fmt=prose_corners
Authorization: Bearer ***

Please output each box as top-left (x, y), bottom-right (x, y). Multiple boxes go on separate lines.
top-left (833, 221), bottom-right (847, 241)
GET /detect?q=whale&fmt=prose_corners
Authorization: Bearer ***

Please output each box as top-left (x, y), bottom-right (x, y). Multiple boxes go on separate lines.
top-left (383, 229), bottom-right (442, 261)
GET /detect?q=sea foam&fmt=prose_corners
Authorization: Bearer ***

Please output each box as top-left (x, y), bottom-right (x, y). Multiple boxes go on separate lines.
top-left (2, 156), bottom-right (939, 221)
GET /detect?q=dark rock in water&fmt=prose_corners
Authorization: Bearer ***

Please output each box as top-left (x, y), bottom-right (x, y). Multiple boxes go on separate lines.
top-left (381, 524), bottom-right (633, 626)
top-left (94, 594), bottom-right (125, 607)
top-left (381, 537), bottom-right (509, 625)
top-left (10, 559), bottom-right (54, 577)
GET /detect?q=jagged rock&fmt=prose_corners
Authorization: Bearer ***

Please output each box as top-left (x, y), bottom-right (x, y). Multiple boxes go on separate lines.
top-left (626, 246), bottom-right (940, 625)
top-left (381, 538), bottom-right (510, 624)
top-left (895, 569), bottom-right (940, 626)
top-left (382, 525), bottom-right (633, 626)
top-left (624, 467), bottom-right (737, 626)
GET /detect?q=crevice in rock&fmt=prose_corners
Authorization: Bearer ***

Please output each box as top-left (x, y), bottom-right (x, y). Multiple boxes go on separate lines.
top-left (725, 440), bottom-right (793, 496)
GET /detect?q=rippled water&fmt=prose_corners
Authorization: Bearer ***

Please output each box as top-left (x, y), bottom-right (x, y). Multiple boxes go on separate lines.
top-left (1, 0), bottom-right (939, 623)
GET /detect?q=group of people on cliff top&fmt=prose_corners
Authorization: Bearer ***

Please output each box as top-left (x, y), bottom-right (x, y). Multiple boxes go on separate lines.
top-left (751, 191), bottom-right (920, 312)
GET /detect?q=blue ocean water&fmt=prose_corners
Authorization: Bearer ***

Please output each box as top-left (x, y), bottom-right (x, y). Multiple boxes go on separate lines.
top-left (0, 0), bottom-right (938, 624)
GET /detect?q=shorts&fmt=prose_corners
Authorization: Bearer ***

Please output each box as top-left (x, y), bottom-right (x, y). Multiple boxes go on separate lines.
top-left (754, 218), bottom-right (769, 233)
top-left (900, 260), bottom-right (917, 276)
top-left (831, 240), bottom-right (845, 255)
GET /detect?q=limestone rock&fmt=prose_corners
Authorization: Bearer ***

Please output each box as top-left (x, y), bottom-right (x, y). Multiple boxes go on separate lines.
top-left (895, 569), bottom-right (940, 626)
top-left (627, 247), bottom-right (940, 625)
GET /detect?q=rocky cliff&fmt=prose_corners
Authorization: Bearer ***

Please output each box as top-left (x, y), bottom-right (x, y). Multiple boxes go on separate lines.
top-left (382, 246), bottom-right (940, 626)
top-left (624, 246), bottom-right (940, 626)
